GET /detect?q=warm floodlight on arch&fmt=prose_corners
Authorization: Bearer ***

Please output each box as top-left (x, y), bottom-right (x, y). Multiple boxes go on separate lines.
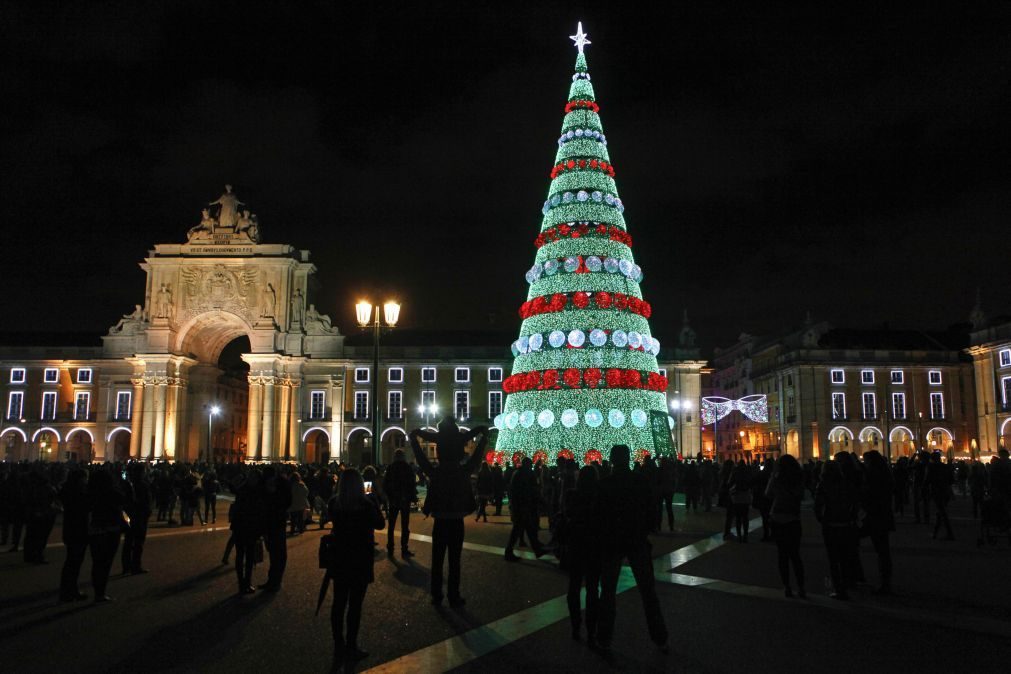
top-left (700, 395), bottom-right (768, 425)
top-left (32, 427), bottom-right (61, 442)
top-left (106, 426), bottom-right (132, 442)
top-left (380, 426), bottom-right (407, 441)
top-left (302, 426), bottom-right (331, 442)
top-left (66, 427), bottom-right (95, 442)
top-left (0, 427), bottom-right (27, 443)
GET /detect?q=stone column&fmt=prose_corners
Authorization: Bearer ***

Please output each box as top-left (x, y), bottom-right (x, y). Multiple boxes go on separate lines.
top-left (129, 379), bottom-right (144, 458)
top-left (247, 378), bottom-right (262, 461)
top-left (164, 378), bottom-right (181, 460)
top-left (153, 380), bottom-right (167, 460)
top-left (261, 378), bottom-right (276, 461)
top-left (276, 382), bottom-right (290, 461)
top-left (140, 378), bottom-right (154, 460)
top-left (288, 383), bottom-right (300, 462)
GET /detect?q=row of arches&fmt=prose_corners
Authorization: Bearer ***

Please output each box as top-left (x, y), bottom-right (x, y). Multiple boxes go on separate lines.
top-left (826, 425), bottom-right (953, 457)
top-left (1, 426), bottom-right (116, 462)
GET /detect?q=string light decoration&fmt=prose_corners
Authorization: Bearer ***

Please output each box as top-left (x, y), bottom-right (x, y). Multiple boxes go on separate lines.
top-left (700, 395), bottom-right (770, 425)
top-left (494, 24), bottom-right (672, 464)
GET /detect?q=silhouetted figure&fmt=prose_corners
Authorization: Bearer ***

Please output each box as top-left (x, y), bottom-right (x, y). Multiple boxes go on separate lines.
top-left (766, 455), bottom-right (805, 597)
top-left (59, 469), bottom-right (90, 602)
top-left (912, 452), bottom-right (930, 524)
top-left (563, 465), bottom-right (601, 644)
top-left (408, 419), bottom-right (488, 607)
top-left (753, 458), bottom-right (773, 541)
top-left (203, 471), bottom-right (220, 524)
top-left (231, 471), bottom-right (264, 594)
top-left (289, 472), bottom-right (309, 535)
top-left (22, 470), bottom-right (58, 563)
top-left (475, 462), bottom-right (493, 522)
top-left (121, 463), bottom-right (152, 574)
top-left (259, 466), bottom-right (292, 591)
top-left (729, 461), bottom-right (753, 542)
top-left (492, 463), bottom-right (505, 515)
top-left (681, 460), bottom-right (700, 517)
top-left (88, 469), bottom-right (125, 603)
top-left (324, 468), bottom-right (385, 665)
top-left (504, 457), bottom-right (546, 560)
top-left (969, 461), bottom-right (986, 519)
top-left (718, 460), bottom-right (735, 539)
top-left (926, 452), bottom-right (954, 540)
top-left (815, 461), bottom-right (857, 600)
top-left (595, 445), bottom-right (669, 654)
top-left (861, 451), bottom-right (894, 594)
top-left (383, 448), bottom-right (417, 558)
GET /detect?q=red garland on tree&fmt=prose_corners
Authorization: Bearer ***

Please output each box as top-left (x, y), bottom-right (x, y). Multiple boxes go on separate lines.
top-left (558, 449), bottom-right (575, 461)
top-left (564, 99), bottom-right (600, 113)
top-left (534, 223), bottom-right (633, 249)
top-left (518, 292), bottom-right (651, 318)
top-left (584, 449), bottom-right (603, 465)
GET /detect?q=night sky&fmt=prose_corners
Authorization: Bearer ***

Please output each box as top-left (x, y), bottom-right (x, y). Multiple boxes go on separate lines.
top-left (1, 2), bottom-right (1008, 353)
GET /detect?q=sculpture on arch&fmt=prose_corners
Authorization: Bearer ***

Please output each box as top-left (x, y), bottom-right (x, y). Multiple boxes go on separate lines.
top-left (209, 184), bottom-right (244, 229)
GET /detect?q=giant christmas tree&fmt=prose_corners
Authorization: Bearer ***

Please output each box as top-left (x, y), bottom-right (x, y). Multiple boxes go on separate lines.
top-left (494, 23), bottom-right (671, 465)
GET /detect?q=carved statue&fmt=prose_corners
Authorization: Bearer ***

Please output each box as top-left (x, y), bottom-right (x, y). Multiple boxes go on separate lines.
top-left (291, 288), bottom-right (304, 325)
top-left (305, 303), bottom-right (334, 332)
top-left (187, 208), bottom-right (217, 241)
top-left (109, 304), bottom-right (147, 335)
top-left (155, 283), bottom-right (173, 319)
top-left (247, 214), bottom-right (261, 243)
top-left (208, 184), bottom-right (244, 229)
top-left (261, 282), bottom-right (277, 318)
top-left (236, 209), bottom-right (253, 232)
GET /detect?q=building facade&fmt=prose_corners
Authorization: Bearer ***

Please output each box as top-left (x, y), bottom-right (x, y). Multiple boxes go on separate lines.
top-left (1, 187), bottom-right (703, 465)
top-left (966, 312), bottom-right (1011, 460)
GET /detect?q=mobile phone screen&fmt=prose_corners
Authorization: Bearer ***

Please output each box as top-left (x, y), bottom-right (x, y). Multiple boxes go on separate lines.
top-left (364, 481), bottom-right (373, 495)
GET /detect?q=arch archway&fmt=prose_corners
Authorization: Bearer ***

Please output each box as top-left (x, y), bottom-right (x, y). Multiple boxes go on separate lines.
top-left (889, 426), bottom-right (915, 457)
top-left (174, 310), bottom-right (254, 365)
top-left (34, 429), bottom-right (60, 462)
top-left (66, 428), bottom-right (94, 463)
top-left (380, 427), bottom-right (408, 465)
top-left (303, 427), bottom-right (330, 465)
top-left (346, 427), bottom-right (372, 467)
top-left (858, 426), bottom-right (883, 456)
top-left (785, 429), bottom-right (800, 458)
top-left (926, 427), bottom-right (954, 453)
top-left (1, 427), bottom-right (27, 462)
top-left (108, 427), bottom-right (132, 462)
top-left (827, 426), bottom-right (853, 456)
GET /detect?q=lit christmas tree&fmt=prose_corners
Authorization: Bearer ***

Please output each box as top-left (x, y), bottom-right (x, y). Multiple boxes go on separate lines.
top-left (493, 23), bottom-right (672, 465)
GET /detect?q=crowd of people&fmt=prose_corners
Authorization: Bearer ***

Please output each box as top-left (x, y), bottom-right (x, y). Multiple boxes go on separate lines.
top-left (3, 429), bottom-right (1011, 667)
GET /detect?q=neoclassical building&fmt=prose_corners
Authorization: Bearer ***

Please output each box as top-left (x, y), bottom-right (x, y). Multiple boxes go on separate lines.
top-left (1, 187), bottom-right (703, 465)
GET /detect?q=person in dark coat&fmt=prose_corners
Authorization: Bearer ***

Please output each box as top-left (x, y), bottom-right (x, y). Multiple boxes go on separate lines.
top-left (815, 460), bottom-right (857, 600)
top-left (230, 471), bottom-right (264, 594)
top-left (325, 468), bottom-right (385, 664)
top-left (657, 457), bottom-right (677, 529)
top-left (861, 451), bottom-right (895, 594)
top-left (504, 457), bottom-right (546, 560)
top-left (59, 469), bottom-right (90, 602)
top-left (475, 462), bottom-right (494, 523)
top-left (926, 452), bottom-right (954, 540)
top-left (382, 448), bottom-right (417, 558)
top-left (408, 419), bottom-right (488, 607)
top-left (563, 465), bottom-right (601, 644)
top-left (595, 445), bottom-right (669, 654)
top-left (22, 469), bottom-right (58, 563)
top-left (491, 463), bottom-right (506, 516)
top-left (765, 455), bottom-right (805, 597)
top-left (203, 471), bottom-right (220, 524)
top-left (259, 465), bottom-right (292, 591)
top-left (121, 463), bottom-right (152, 575)
top-left (681, 460), bottom-right (701, 516)
top-left (88, 468), bottom-right (125, 603)
top-left (728, 461), bottom-right (753, 542)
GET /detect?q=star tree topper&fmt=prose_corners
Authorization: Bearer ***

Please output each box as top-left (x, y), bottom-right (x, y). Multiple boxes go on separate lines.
top-left (570, 21), bottom-right (591, 54)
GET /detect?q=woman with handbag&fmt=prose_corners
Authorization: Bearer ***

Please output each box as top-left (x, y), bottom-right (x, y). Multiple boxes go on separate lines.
top-left (324, 468), bottom-right (385, 665)
top-left (87, 468), bottom-right (126, 603)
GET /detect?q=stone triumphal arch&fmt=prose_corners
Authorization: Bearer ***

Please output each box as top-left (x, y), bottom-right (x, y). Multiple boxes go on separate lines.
top-left (101, 186), bottom-right (347, 462)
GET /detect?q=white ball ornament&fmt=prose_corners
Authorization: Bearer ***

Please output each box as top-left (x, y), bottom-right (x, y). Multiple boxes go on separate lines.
top-left (562, 192), bottom-right (574, 203)
top-left (608, 409), bottom-right (626, 428)
top-left (520, 411), bottom-right (535, 429)
top-left (544, 260), bottom-right (559, 275)
top-left (493, 414), bottom-right (504, 429)
top-left (631, 409), bottom-right (648, 428)
top-left (567, 329), bottom-right (585, 348)
top-left (591, 191), bottom-right (603, 202)
top-left (589, 329), bottom-right (607, 347)
top-left (528, 333), bottom-right (543, 352)
top-left (576, 190), bottom-right (589, 202)
top-left (668, 415), bottom-right (676, 430)
top-left (548, 330), bottom-right (566, 348)
top-left (619, 259), bottom-right (633, 277)
top-left (561, 409), bottom-right (579, 428)
top-left (605, 194), bottom-right (615, 205)
top-left (628, 331), bottom-right (642, 349)
top-left (585, 256), bottom-right (602, 272)
top-left (551, 193), bottom-right (561, 206)
top-left (506, 412), bottom-right (520, 430)
top-left (537, 409), bottom-right (555, 428)
top-left (575, 128), bottom-right (583, 137)
top-left (584, 408), bottom-right (603, 428)
top-left (651, 339), bottom-right (661, 356)
top-left (518, 335), bottom-right (530, 353)
top-left (564, 256), bottom-right (580, 272)
top-left (611, 330), bottom-right (628, 347)
top-left (603, 257), bottom-right (619, 273)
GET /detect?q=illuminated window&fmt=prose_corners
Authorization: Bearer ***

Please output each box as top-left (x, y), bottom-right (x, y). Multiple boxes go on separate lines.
top-left (388, 391), bottom-right (403, 419)
top-left (891, 392), bottom-right (906, 419)
top-left (44, 368), bottom-right (59, 383)
top-left (7, 392), bottom-right (23, 420)
top-left (10, 368), bottom-right (25, 384)
top-left (310, 390), bottom-right (326, 420)
top-left (1001, 350), bottom-right (1011, 368)
top-left (74, 392), bottom-right (90, 420)
top-left (928, 370), bottom-right (942, 385)
top-left (862, 392), bottom-right (876, 419)
top-left (421, 367), bottom-right (436, 383)
top-left (388, 367), bottom-right (404, 383)
top-left (455, 367), bottom-right (470, 383)
top-left (77, 368), bottom-right (92, 384)
top-left (832, 392), bottom-right (846, 420)
top-left (455, 391), bottom-right (469, 420)
top-left (115, 391), bottom-right (132, 420)
top-left (354, 391), bottom-right (369, 419)
top-left (487, 367), bottom-right (503, 383)
top-left (890, 370), bottom-right (903, 384)
top-left (830, 369), bottom-right (844, 384)
top-left (930, 392), bottom-right (944, 419)
top-left (488, 391), bottom-right (503, 418)
top-left (861, 370), bottom-right (874, 385)
top-left (354, 368), bottom-right (369, 384)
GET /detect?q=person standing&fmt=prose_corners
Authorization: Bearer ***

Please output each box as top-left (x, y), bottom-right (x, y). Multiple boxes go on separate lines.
top-left (504, 457), bottom-right (547, 561)
top-left (657, 457), bottom-right (677, 530)
top-left (382, 448), bottom-right (417, 558)
top-left (861, 451), bottom-right (895, 594)
top-left (563, 465), bottom-right (601, 644)
top-left (926, 452), bottom-right (954, 540)
top-left (22, 470), bottom-right (58, 563)
top-left (231, 471), bottom-right (263, 594)
top-left (681, 460), bottom-right (700, 517)
top-left (259, 466), bottom-right (292, 591)
top-left (324, 468), bottom-right (385, 665)
top-left (121, 463), bottom-right (152, 575)
top-left (814, 461), bottom-right (857, 600)
top-left (58, 469), bottom-right (90, 602)
top-left (491, 462), bottom-right (506, 516)
top-left (728, 461), bottom-right (753, 543)
top-left (203, 471), bottom-right (220, 525)
top-left (765, 455), bottom-right (805, 598)
top-left (408, 420), bottom-right (488, 607)
top-left (87, 469), bottom-right (125, 603)
top-left (475, 462), bottom-right (494, 523)
top-left (289, 472), bottom-right (309, 535)
top-left (969, 460), bottom-right (986, 519)
top-left (594, 445), bottom-right (669, 654)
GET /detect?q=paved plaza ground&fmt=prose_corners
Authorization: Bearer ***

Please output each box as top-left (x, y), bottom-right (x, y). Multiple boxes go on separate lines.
top-left (2, 494), bottom-right (1010, 673)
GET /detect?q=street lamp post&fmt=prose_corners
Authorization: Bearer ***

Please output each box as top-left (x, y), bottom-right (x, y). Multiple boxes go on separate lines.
top-left (417, 402), bottom-right (438, 458)
top-left (356, 299), bottom-right (401, 466)
top-left (917, 411), bottom-right (923, 453)
top-left (207, 405), bottom-right (220, 465)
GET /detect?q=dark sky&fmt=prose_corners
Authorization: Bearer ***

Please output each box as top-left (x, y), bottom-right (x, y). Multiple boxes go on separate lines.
top-left (1, 1), bottom-right (1009, 354)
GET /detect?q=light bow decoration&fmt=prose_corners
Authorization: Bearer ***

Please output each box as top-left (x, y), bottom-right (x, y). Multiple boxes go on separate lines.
top-left (701, 395), bottom-right (769, 425)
